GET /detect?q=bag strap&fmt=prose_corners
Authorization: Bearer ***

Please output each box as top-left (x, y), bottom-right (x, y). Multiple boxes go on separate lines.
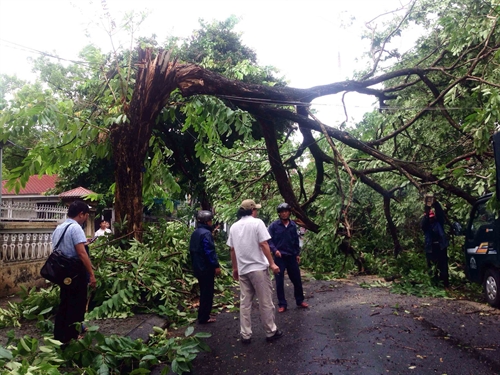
top-left (54, 223), bottom-right (74, 250)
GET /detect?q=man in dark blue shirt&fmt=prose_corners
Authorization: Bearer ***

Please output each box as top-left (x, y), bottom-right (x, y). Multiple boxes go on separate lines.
top-left (268, 203), bottom-right (308, 313)
top-left (189, 210), bottom-right (221, 323)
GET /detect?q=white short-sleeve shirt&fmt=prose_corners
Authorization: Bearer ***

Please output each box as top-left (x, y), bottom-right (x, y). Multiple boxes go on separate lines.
top-left (227, 215), bottom-right (271, 275)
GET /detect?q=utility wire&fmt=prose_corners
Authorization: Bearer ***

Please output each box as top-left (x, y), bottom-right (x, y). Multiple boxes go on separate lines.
top-left (0, 38), bottom-right (91, 66)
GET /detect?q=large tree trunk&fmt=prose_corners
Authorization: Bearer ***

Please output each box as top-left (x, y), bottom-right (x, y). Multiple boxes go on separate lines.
top-left (110, 49), bottom-right (177, 240)
top-left (110, 124), bottom-right (146, 241)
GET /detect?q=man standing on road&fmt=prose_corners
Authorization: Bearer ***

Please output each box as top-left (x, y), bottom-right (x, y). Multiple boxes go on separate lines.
top-left (227, 199), bottom-right (283, 344)
top-left (268, 203), bottom-right (308, 313)
top-left (51, 201), bottom-right (97, 344)
top-left (189, 210), bottom-right (221, 324)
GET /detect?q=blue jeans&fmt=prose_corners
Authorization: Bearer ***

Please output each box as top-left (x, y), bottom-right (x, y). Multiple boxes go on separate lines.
top-left (275, 255), bottom-right (304, 308)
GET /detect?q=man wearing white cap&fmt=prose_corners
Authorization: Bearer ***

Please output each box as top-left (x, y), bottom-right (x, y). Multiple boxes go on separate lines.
top-left (227, 199), bottom-right (283, 344)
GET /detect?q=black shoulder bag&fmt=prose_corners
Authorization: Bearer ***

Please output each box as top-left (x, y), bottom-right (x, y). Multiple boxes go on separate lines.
top-left (40, 224), bottom-right (85, 286)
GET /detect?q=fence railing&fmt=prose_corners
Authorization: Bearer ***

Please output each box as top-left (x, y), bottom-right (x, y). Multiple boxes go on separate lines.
top-left (0, 202), bottom-right (67, 221)
top-left (1, 232), bottom-right (53, 262)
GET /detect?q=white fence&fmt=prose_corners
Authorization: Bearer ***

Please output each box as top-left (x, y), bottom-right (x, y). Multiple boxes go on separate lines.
top-left (1, 232), bottom-right (53, 262)
top-left (0, 202), bottom-right (67, 221)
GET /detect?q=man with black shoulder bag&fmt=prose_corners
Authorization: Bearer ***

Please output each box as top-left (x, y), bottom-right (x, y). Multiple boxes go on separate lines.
top-left (50, 201), bottom-right (97, 344)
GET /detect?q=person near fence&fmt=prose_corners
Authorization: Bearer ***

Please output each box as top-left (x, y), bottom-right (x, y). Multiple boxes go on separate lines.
top-left (51, 201), bottom-right (97, 344)
top-left (94, 220), bottom-right (112, 237)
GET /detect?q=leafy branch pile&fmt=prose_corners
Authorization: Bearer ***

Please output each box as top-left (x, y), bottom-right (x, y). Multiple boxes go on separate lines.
top-left (0, 286), bottom-right (59, 330)
top-left (0, 325), bottom-right (210, 375)
top-left (88, 219), bottom-right (236, 323)
top-left (0, 219), bottom-right (236, 374)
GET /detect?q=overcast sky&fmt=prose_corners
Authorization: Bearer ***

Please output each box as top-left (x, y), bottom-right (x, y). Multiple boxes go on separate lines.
top-left (0, 0), bottom-right (414, 125)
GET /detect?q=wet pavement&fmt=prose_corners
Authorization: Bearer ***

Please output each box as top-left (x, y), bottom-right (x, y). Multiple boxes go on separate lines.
top-left (182, 277), bottom-right (500, 375)
top-left (3, 277), bottom-right (499, 375)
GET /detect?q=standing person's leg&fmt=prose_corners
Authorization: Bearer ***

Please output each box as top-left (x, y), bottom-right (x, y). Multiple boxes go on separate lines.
top-left (426, 249), bottom-right (439, 285)
top-left (284, 256), bottom-right (305, 306)
top-left (274, 256), bottom-right (287, 309)
top-left (250, 269), bottom-right (278, 338)
top-left (54, 285), bottom-right (69, 343)
top-left (57, 276), bottom-right (87, 343)
top-left (197, 270), bottom-right (215, 323)
top-left (239, 273), bottom-right (255, 340)
top-left (438, 247), bottom-right (450, 287)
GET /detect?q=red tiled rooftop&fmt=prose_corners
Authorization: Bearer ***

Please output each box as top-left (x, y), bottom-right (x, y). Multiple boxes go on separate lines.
top-left (59, 186), bottom-right (96, 198)
top-left (2, 175), bottom-right (58, 195)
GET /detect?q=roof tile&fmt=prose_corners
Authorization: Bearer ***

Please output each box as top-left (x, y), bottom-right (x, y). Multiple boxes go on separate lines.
top-left (2, 175), bottom-right (58, 195)
top-left (59, 186), bottom-right (96, 197)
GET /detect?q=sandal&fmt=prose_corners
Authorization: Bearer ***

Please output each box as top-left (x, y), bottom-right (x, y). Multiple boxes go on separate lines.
top-left (78, 325), bottom-right (88, 339)
top-left (199, 317), bottom-right (216, 324)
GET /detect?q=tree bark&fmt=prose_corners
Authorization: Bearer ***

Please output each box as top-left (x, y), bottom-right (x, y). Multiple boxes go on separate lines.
top-left (255, 109), bottom-right (320, 232)
top-left (110, 49), bottom-right (177, 240)
top-left (383, 196), bottom-right (402, 257)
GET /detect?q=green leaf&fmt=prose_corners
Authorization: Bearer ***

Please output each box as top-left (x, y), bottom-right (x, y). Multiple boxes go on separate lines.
top-left (0, 346), bottom-right (13, 360)
top-left (184, 326), bottom-right (195, 337)
top-left (193, 332), bottom-right (211, 338)
top-left (97, 363), bottom-right (110, 375)
top-left (19, 337), bottom-right (31, 352)
top-left (39, 307), bottom-right (53, 315)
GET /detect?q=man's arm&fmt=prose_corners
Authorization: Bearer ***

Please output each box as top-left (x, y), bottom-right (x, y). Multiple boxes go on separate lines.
top-left (202, 235), bottom-right (221, 275)
top-left (267, 222), bottom-right (278, 255)
top-left (433, 200), bottom-right (446, 225)
top-left (260, 241), bottom-right (279, 274)
top-left (75, 243), bottom-right (96, 288)
top-left (230, 247), bottom-right (239, 280)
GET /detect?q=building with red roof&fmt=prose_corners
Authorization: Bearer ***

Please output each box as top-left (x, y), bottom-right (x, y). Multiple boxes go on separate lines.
top-left (1, 175), bottom-right (59, 202)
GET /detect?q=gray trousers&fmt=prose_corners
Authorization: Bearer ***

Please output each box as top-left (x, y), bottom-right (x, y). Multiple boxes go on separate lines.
top-left (239, 269), bottom-right (277, 339)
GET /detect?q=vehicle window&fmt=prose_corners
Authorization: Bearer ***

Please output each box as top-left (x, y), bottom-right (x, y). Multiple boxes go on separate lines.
top-left (470, 202), bottom-right (495, 240)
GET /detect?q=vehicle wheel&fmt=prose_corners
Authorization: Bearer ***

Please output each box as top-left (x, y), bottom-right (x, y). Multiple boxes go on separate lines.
top-left (483, 268), bottom-right (500, 308)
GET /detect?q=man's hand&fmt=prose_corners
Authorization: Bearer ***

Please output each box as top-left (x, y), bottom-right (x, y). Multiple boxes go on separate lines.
top-left (89, 275), bottom-right (97, 289)
top-left (296, 256), bottom-right (301, 264)
top-left (215, 267), bottom-right (221, 276)
top-left (275, 250), bottom-right (282, 258)
top-left (294, 218), bottom-right (305, 227)
top-left (232, 269), bottom-right (239, 281)
top-left (270, 264), bottom-right (280, 274)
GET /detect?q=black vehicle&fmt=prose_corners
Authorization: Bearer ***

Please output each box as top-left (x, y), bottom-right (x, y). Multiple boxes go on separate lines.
top-left (463, 131), bottom-right (500, 307)
top-left (463, 193), bottom-right (500, 307)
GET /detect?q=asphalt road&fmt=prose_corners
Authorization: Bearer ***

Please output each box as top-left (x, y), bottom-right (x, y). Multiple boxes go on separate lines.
top-left (187, 277), bottom-right (500, 375)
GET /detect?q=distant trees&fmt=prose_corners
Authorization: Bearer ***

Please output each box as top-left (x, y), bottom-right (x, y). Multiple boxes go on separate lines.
top-left (1, 0), bottom-right (499, 254)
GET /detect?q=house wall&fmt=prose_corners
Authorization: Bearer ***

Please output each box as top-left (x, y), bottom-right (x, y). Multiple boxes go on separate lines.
top-left (0, 221), bottom-right (57, 297)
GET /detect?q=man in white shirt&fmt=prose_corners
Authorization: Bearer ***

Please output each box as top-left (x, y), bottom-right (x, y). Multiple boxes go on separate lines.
top-left (94, 220), bottom-right (112, 237)
top-left (227, 199), bottom-right (283, 344)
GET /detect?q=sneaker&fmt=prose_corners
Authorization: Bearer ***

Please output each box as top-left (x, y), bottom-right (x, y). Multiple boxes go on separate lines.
top-left (241, 337), bottom-right (251, 344)
top-left (297, 302), bottom-right (309, 308)
top-left (278, 306), bottom-right (287, 313)
top-left (266, 330), bottom-right (284, 342)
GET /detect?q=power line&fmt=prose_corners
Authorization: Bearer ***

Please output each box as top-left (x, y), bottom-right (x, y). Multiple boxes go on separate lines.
top-left (0, 38), bottom-right (91, 66)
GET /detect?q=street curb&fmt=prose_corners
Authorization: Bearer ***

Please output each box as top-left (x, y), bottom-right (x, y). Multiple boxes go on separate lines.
top-left (124, 315), bottom-right (185, 375)
top-left (126, 315), bottom-right (168, 343)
